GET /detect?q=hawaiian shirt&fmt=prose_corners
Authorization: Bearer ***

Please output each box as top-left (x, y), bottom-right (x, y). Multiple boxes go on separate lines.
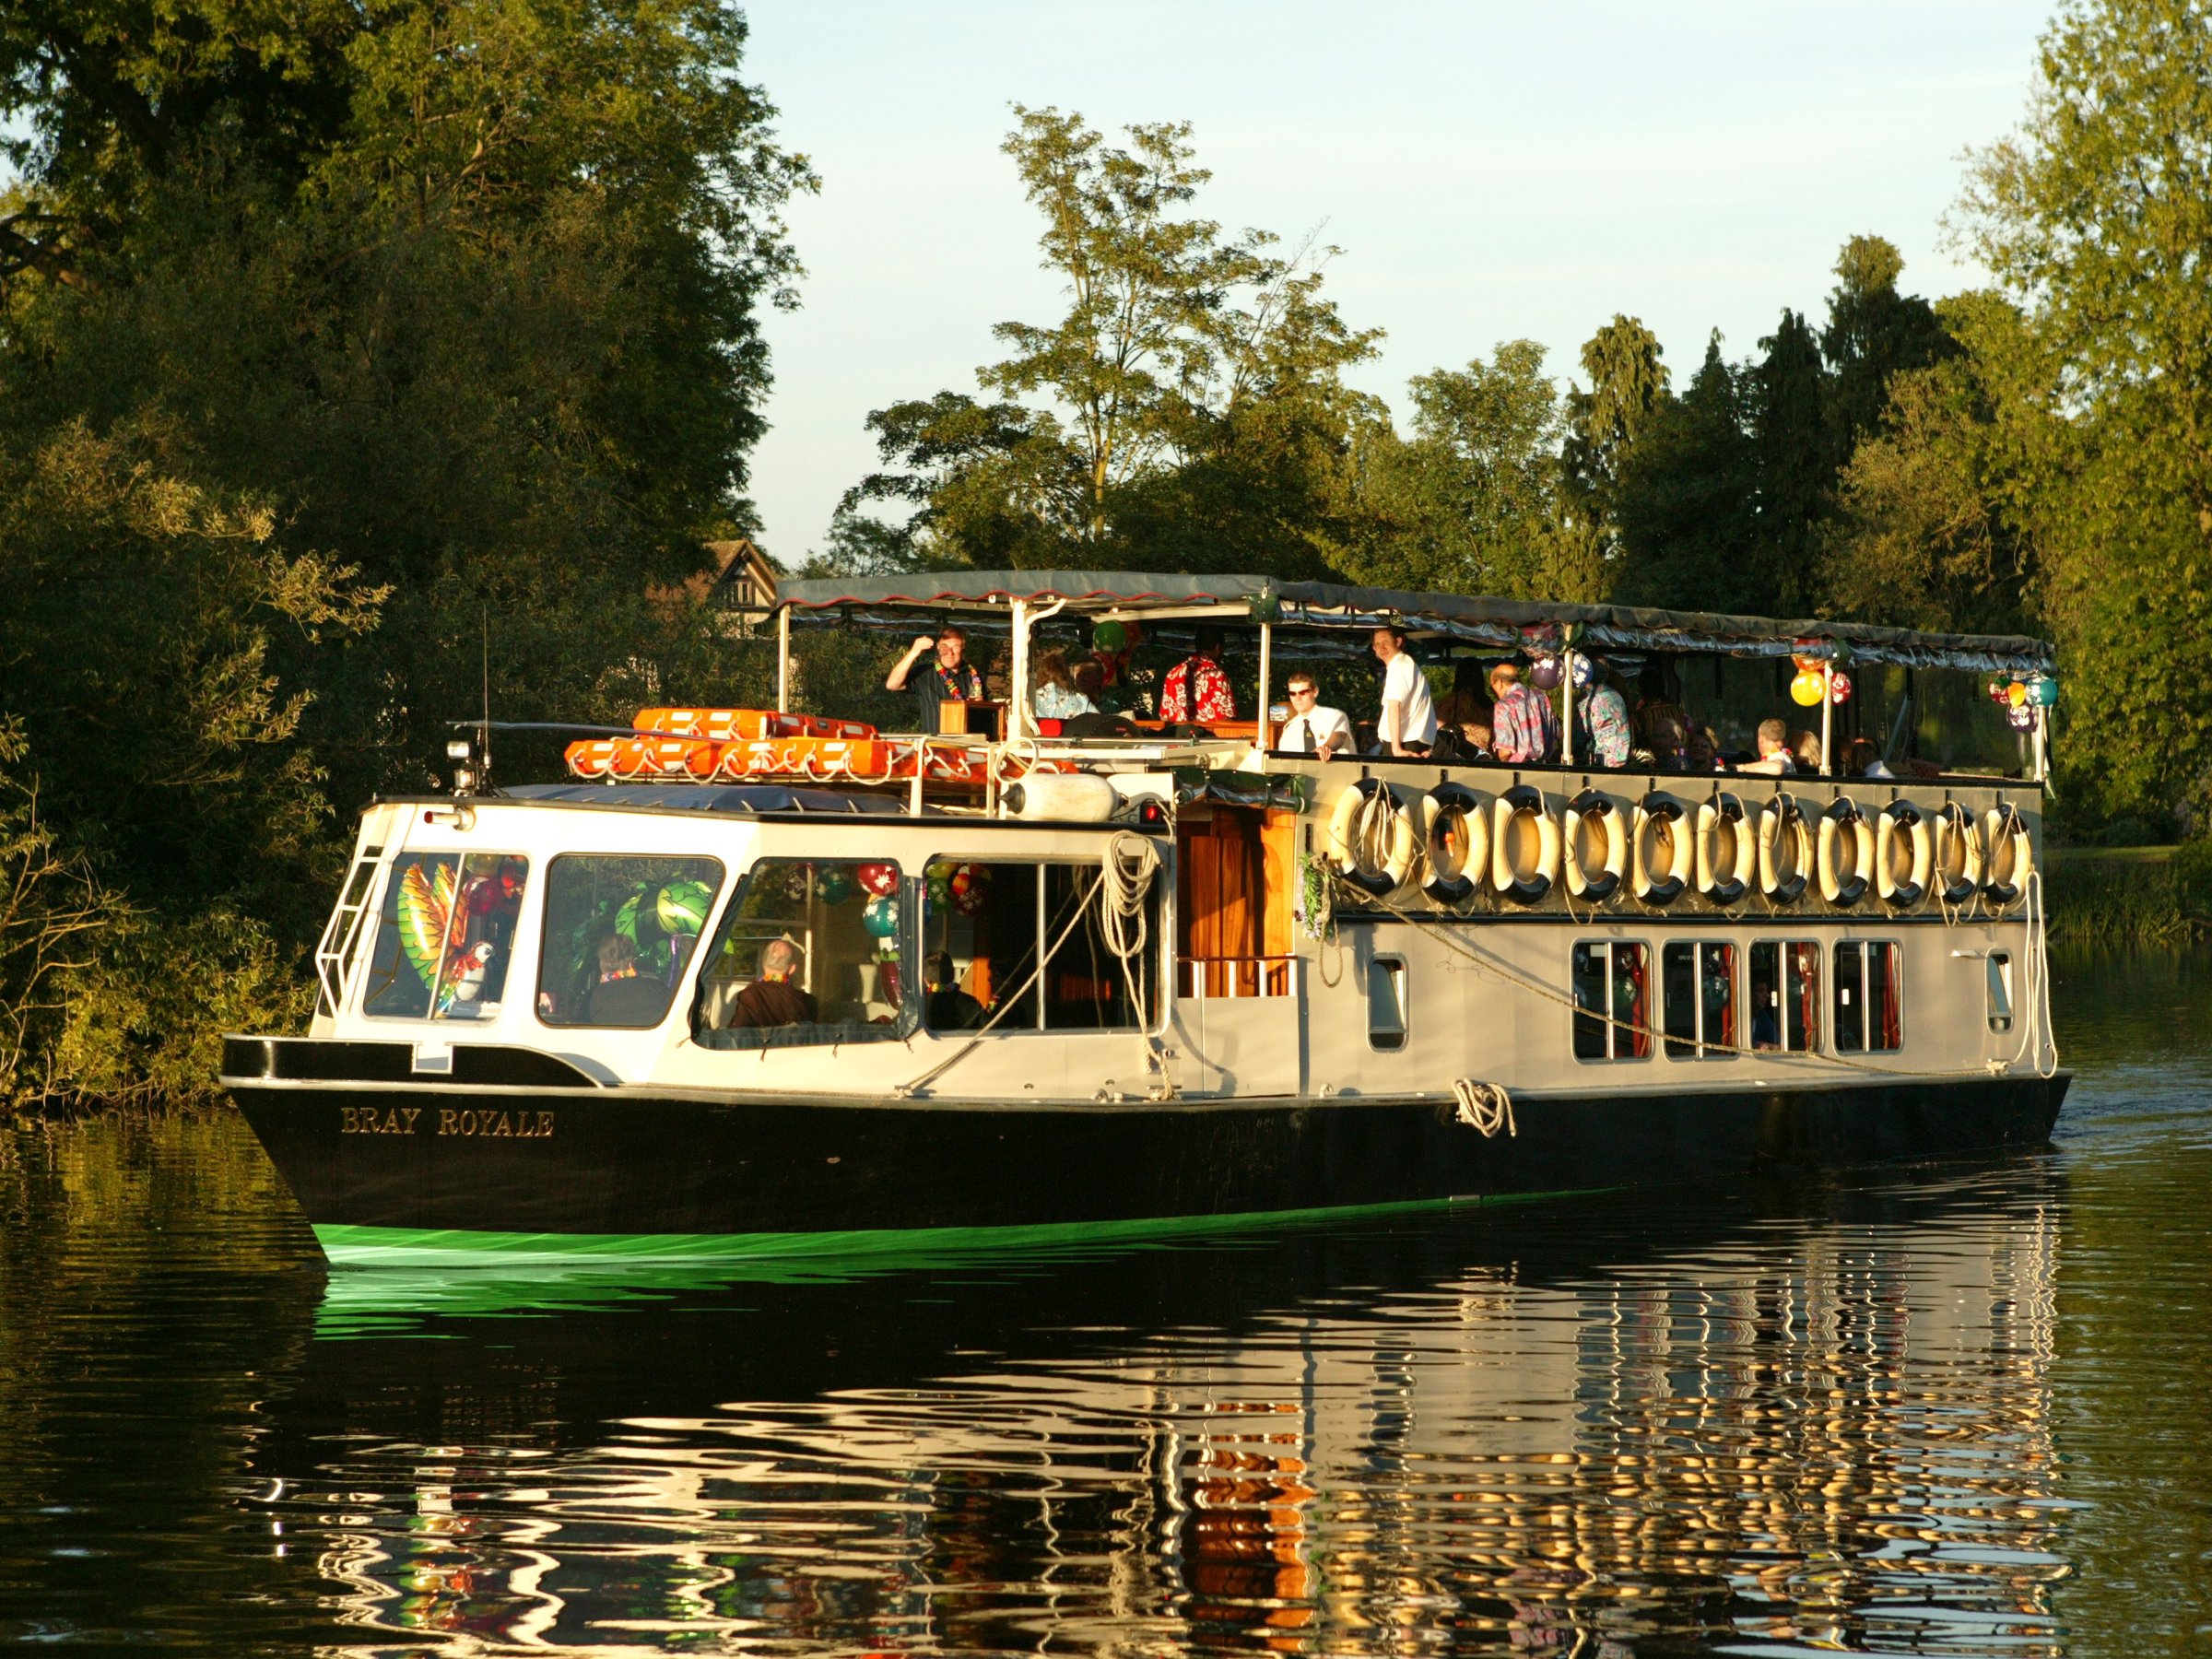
top-left (1578, 683), bottom-right (1631, 767)
top-left (1159, 656), bottom-right (1235, 724)
top-left (1493, 682), bottom-right (1559, 764)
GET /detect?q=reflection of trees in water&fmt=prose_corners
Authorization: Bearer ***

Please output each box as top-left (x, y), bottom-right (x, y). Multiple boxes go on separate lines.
top-left (284, 1205), bottom-right (2064, 1656)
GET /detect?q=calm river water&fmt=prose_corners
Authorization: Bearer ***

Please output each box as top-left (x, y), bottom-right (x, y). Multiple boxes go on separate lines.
top-left (3, 952), bottom-right (2209, 1656)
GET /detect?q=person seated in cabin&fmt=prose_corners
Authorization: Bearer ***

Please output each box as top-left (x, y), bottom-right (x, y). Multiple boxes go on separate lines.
top-left (924, 951), bottom-right (986, 1030)
top-left (728, 937), bottom-right (818, 1030)
top-left (1792, 729), bottom-right (1824, 772)
top-left (1276, 670), bottom-right (1353, 759)
top-left (1372, 626), bottom-right (1438, 758)
top-left (584, 934), bottom-right (673, 1027)
top-left (1632, 693), bottom-right (1690, 765)
top-left (1159, 627), bottom-right (1236, 726)
top-left (1432, 660), bottom-right (1493, 760)
top-left (1841, 735), bottom-right (1895, 778)
top-left (1030, 648), bottom-right (1098, 722)
top-left (885, 624), bottom-right (985, 734)
top-left (1576, 664), bottom-right (1632, 768)
top-left (1737, 717), bottom-right (1798, 775)
top-left (1487, 661), bottom-right (1556, 764)
top-left (1687, 724), bottom-right (1723, 772)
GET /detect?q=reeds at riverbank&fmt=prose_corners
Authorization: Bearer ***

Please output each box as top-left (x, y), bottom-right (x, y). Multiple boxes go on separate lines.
top-left (2045, 846), bottom-right (2212, 949)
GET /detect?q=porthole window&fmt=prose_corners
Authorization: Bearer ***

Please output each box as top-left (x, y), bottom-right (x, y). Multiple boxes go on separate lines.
top-left (1368, 955), bottom-right (1407, 1051)
top-left (1987, 950), bottom-right (2015, 1034)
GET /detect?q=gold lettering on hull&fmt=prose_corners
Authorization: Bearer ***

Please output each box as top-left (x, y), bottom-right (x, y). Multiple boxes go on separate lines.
top-left (338, 1104), bottom-right (556, 1138)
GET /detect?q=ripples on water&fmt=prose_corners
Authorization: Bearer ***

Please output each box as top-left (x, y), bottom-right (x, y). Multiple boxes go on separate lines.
top-left (1, 951), bottom-right (2207, 1656)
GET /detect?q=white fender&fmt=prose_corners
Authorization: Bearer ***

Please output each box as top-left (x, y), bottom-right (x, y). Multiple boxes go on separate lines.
top-left (1632, 794), bottom-right (1695, 904)
top-left (1758, 794), bottom-right (1811, 903)
top-left (1695, 794), bottom-right (1756, 906)
top-left (1420, 782), bottom-right (1488, 906)
top-left (1818, 798), bottom-right (1876, 906)
top-left (1562, 790), bottom-right (1627, 902)
top-left (1982, 805), bottom-right (2034, 908)
top-left (1933, 803), bottom-right (1984, 907)
top-left (1875, 800), bottom-right (1933, 909)
top-left (1490, 784), bottom-right (1561, 905)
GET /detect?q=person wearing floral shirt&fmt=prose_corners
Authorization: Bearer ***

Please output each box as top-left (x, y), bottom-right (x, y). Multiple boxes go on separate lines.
top-left (1159, 628), bottom-right (1236, 724)
top-left (1577, 668), bottom-right (1631, 767)
top-left (1488, 662), bottom-right (1559, 764)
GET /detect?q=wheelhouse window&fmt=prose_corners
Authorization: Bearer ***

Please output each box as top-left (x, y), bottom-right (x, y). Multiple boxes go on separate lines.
top-left (1749, 940), bottom-right (1820, 1053)
top-left (536, 855), bottom-right (725, 1029)
top-left (919, 858), bottom-right (1159, 1035)
top-left (695, 858), bottom-right (913, 1048)
top-left (1571, 940), bottom-right (1650, 1062)
top-left (360, 853), bottom-right (528, 1021)
top-left (1834, 940), bottom-right (1903, 1053)
top-left (1663, 941), bottom-right (1737, 1060)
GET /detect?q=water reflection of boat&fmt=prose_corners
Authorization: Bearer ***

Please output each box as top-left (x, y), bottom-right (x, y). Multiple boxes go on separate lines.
top-left (253, 1160), bottom-right (2066, 1654)
top-left (225, 574), bottom-right (2068, 1265)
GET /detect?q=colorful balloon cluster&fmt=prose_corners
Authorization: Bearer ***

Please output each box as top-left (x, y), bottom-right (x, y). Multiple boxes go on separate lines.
top-left (925, 860), bottom-right (989, 915)
top-left (1788, 666), bottom-right (1853, 707)
top-left (1987, 674), bottom-right (2058, 726)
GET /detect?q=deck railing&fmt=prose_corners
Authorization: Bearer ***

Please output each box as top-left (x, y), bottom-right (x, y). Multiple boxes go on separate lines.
top-left (1179, 955), bottom-right (1302, 1000)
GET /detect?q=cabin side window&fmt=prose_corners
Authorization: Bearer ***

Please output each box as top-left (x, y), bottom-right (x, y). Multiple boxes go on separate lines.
top-left (1987, 951), bottom-right (2015, 1033)
top-left (535, 855), bottom-right (726, 1029)
top-left (1833, 940), bottom-right (1903, 1054)
top-left (1367, 956), bottom-right (1407, 1051)
top-left (360, 853), bottom-right (529, 1022)
top-left (1662, 941), bottom-right (1737, 1061)
top-left (918, 858), bottom-right (1160, 1034)
top-left (694, 858), bottom-right (913, 1048)
top-left (1571, 941), bottom-right (1651, 1062)
top-left (1749, 940), bottom-right (1820, 1053)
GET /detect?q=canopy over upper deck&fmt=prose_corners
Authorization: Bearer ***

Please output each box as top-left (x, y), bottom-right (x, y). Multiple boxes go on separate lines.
top-left (775, 570), bottom-right (2054, 676)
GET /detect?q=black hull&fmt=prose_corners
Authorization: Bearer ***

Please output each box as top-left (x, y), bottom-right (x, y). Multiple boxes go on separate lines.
top-left (224, 1040), bottom-right (2069, 1257)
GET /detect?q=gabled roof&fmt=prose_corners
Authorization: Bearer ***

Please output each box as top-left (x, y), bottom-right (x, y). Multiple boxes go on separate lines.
top-left (774, 570), bottom-right (2054, 674)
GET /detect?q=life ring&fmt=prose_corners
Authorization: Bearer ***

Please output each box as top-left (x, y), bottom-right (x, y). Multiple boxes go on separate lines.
top-left (1562, 790), bottom-right (1627, 903)
top-left (1631, 793), bottom-right (1695, 905)
top-left (1982, 804), bottom-right (2033, 908)
top-left (1326, 778), bottom-right (1418, 898)
top-left (1933, 802), bottom-right (1984, 906)
top-left (1876, 800), bottom-right (1933, 909)
top-left (1759, 794), bottom-right (1812, 903)
top-left (1420, 782), bottom-right (1488, 905)
top-left (1489, 784), bottom-right (1561, 905)
top-left (1818, 797), bottom-right (1876, 907)
top-left (1695, 794), bottom-right (1757, 906)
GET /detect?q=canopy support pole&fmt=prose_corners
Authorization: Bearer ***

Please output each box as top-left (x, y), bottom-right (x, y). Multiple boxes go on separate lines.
top-left (1254, 622), bottom-right (1273, 764)
top-left (776, 607), bottom-right (791, 713)
top-left (1819, 661), bottom-right (1834, 776)
top-left (1560, 652), bottom-right (1576, 768)
top-left (1008, 597), bottom-right (1030, 739)
top-left (2034, 705), bottom-right (2050, 784)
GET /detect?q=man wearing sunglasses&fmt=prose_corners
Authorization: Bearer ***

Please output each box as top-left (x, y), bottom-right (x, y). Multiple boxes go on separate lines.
top-left (1277, 671), bottom-right (1352, 759)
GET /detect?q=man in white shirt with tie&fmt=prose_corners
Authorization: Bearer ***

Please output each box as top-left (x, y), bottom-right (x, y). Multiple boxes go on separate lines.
top-left (1277, 671), bottom-right (1352, 759)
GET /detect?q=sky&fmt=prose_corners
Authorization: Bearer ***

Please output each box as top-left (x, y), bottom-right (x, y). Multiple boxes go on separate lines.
top-left (736, 1), bottom-right (2053, 561)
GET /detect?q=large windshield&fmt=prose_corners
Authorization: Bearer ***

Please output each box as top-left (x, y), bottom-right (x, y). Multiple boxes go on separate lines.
top-left (360, 853), bottom-right (528, 1021)
top-left (695, 858), bottom-right (915, 1048)
top-left (536, 855), bottom-right (726, 1029)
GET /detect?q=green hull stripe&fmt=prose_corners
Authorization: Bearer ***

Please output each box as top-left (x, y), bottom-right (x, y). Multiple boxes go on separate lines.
top-left (311, 1190), bottom-right (1594, 1268)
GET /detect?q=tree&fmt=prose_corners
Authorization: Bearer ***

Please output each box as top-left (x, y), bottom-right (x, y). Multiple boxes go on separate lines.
top-left (1821, 234), bottom-right (1955, 457)
top-left (836, 106), bottom-right (1380, 575)
top-left (1750, 308), bottom-right (1831, 612)
top-left (1560, 314), bottom-right (1669, 586)
top-left (1956, 0), bottom-right (2212, 818)
top-left (1615, 334), bottom-right (1762, 612)
top-left (1335, 340), bottom-right (1571, 597)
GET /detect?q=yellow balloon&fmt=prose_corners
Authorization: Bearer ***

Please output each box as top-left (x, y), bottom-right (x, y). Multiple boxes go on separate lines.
top-left (1790, 670), bottom-right (1825, 707)
top-left (2007, 680), bottom-right (2029, 707)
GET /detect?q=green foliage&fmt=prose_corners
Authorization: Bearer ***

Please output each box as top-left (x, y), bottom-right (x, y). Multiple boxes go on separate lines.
top-left (1615, 334), bottom-right (1760, 611)
top-left (834, 106), bottom-right (1380, 576)
top-left (1561, 314), bottom-right (1670, 567)
top-left (0, 0), bottom-right (809, 1107)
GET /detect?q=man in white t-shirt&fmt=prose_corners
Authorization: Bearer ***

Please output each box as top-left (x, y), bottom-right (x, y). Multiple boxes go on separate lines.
top-left (1276, 670), bottom-right (1352, 759)
top-left (1371, 626), bottom-right (1438, 757)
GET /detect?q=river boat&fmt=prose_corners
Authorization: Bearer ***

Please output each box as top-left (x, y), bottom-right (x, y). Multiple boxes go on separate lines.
top-left (224, 572), bottom-right (2066, 1265)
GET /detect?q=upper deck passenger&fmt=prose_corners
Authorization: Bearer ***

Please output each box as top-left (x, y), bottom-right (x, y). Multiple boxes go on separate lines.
top-left (1371, 627), bottom-right (1437, 758)
top-left (1488, 662), bottom-right (1557, 764)
top-left (885, 625), bottom-right (984, 734)
top-left (1159, 628), bottom-right (1235, 725)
